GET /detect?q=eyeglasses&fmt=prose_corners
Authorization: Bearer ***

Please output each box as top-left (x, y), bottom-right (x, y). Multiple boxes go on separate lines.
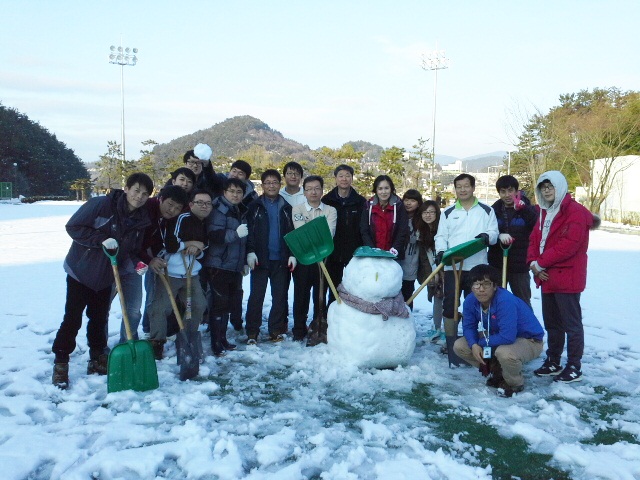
top-left (285, 171), bottom-right (301, 177)
top-left (471, 281), bottom-right (494, 291)
top-left (540, 183), bottom-right (555, 192)
top-left (192, 200), bottom-right (212, 207)
top-left (225, 189), bottom-right (244, 196)
top-left (304, 187), bottom-right (322, 192)
top-left (263, 181), bottom-right (280, 187)
top-left (186, 160), bottom-right (203, 167)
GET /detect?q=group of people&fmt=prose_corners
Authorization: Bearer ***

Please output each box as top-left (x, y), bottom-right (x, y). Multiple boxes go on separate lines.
top-left (51, 143), bottom-right (595, 398)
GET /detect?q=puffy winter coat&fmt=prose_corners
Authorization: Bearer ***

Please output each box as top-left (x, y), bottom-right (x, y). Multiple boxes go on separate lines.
top-left (322, 187), bottom-right (367, 264)
top-left (487, 193), bottom-right (537, 273)
top-left (360, 194), bottom-right (409, 260)
top-left (64, 190), bottom-right (150, 292)
top-left (527, 193), bottom-right (593, 293)
top-left (203, 195), bottom-right (247, 273)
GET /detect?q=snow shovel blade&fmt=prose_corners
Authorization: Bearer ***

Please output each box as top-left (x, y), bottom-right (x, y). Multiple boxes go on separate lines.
top-left (441, 237), bottom-right (487, 266)
top-left (284, 215), bottom-right (334, 265)
top-left (176, 330), bottom-right (201, 381)
top-left (107, 339), bottom-right (159, 393)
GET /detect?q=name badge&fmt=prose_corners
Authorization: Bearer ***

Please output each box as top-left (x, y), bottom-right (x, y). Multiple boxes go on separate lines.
top-left (483, 347), bottom-right (492, 359)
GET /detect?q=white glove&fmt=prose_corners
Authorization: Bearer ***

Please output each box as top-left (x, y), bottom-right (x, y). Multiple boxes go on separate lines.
top-left (288, 256), bottom-right (297, 272)
top-left (389, 247), bottom-right (398, 257)
top-left (247, 252), bottom-right (258, 270)
top-left (102, 238), bottom-right (118, 250)
top-left (243, 265), bottom-right (251, 276)
top-left (499, 233), bottom-right (514, 245)
top-left (135, 261), bottom-right (148, 276)
top-left (236, 224), bottom-right (248, 238)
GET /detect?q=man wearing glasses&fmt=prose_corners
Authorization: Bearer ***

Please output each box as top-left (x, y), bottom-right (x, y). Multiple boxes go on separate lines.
top-left (453, 265), bottom-right (544, 397)
top-left (204, 178), bottom-right (249, 356)
top-left (279, 161), bottom-right (306, 206)
top-left (528, 171), bottom-right (595, 384)
top-left (290, 175), bottom-right (337, 342)
top-left (148, 190), bottom-right (212, 360)
top-left (245, 170), bottom-right (296, 344)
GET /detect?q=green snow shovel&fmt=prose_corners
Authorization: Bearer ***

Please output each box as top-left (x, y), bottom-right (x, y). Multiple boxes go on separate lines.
top-left (284, 215), bottom-right (339, 346)
top-left (104, 246), bottom-right (159, 393)
top-left (158, 271), bottom-right (200, 381)
top-left (406, 237), bottom-right (487, 305)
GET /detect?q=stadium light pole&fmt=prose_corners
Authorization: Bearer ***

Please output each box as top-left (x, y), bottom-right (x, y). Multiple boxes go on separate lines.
top-left (108, 43), bottom-right (138, 177)
top-left (422, 49), bottom-right (450, 199)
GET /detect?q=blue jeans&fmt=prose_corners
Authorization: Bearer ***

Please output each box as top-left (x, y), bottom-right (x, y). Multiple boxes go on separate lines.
top-left (115, 272), bottom-right (143, 344)
top-left (141, 271), bottom-right (157, 334)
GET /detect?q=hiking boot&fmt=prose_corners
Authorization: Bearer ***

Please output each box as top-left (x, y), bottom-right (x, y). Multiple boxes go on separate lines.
top-left (534, 358), bottom-right (562, 377)
top-left (87, 354), bottom-right (108, 375)
top-left (52, 363), bottom-right (69, 390)
top-left (247, 335), bottom-right (258, 346)
top-left (150, 340), bottom-right (166, 361)
top-left (270, 334), bottom-right (285, 343)
top-left (497, 381), bottom-right (524, 397)
top-left (553, 364), bottom-right (583, 383)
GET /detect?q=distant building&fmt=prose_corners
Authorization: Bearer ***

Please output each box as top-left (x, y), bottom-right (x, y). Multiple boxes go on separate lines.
top-left (440, 160), bottom-right (463, 173)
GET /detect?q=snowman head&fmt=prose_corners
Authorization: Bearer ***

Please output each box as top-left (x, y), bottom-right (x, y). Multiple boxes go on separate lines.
top-left (342, 256), bottom-right (402, 302)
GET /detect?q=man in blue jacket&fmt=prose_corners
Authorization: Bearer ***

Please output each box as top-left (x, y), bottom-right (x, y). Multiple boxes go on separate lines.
top-left (244, 169), bottom-right (296, 344)
top-left (453, 264), bottom-right (544, 397)
top-left (52, 173), bottom-right (153, 389)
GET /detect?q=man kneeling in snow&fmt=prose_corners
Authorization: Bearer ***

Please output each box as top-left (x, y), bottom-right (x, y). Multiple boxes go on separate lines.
top-left (453, 264), bottom-right (544, 397)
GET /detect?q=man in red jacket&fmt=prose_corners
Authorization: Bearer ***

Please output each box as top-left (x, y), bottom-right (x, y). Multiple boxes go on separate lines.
top-left (527, 170), bottom-right (594, 383)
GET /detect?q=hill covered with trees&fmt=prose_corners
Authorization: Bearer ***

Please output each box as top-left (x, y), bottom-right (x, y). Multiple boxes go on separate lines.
top-left (0, 104), bottom-right (88, 197)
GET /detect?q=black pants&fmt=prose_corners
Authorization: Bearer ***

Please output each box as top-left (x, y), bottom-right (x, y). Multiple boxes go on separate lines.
top-left (401, 279), bottom-right (416, 310)
top-left (442, 270), bottom-right (473, 319)
top-left (541, 292), bottom-right (584, 369)
top-left (292, 263), bottom-right (321, 337)
top-left (245, 260), bottom-right (290, 337)
top-left (52, 275), bottom-right (111, 363)
top-left (207, 267), bottom-right (243, 319)
top-left (506, 271), bottom-right (532, 308)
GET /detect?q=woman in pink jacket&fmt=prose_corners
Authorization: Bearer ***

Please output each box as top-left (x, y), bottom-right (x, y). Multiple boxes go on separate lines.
top-left (527, 170), bottom-right (595, 383)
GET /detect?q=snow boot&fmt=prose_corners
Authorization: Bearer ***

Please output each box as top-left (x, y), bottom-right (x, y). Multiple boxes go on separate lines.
top-left (150, 340), bottom-right (166, 361)
top-left (220, 314), bottom-right (236, 351)
top-left (210, 316), bottom-right (226, 357)
top-left (87, 354), bottom-right (108, 375)
top-left (444, 317), bottom-right (465, 368)
top-left (52, 363), bottom-right (69, 390)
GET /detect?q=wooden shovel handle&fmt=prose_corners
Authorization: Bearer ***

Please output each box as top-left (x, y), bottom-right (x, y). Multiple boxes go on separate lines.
top-left (111, 264), bottom-right (133, 341)
top-left (451, 257), bottom-right (464, 323)
top-left (158, 272), bottom-right (186, 331)
top-left (319, 261), bottom-right (341, 304)
top-left (406, 262), bottom-right (444, 305)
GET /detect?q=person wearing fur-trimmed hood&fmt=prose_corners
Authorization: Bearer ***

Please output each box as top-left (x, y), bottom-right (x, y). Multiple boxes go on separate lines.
top-left (527, 170), bottom-right (596, 384)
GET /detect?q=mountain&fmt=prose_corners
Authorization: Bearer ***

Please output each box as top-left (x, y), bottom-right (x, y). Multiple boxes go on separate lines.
top-left (461, 152), bottom-right (507, 172)
top-left (151, 115), bottom-right (316, 165)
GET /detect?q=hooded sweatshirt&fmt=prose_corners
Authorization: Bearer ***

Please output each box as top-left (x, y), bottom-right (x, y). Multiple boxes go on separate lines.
top-left (527, 170), bottom-right (593, 293)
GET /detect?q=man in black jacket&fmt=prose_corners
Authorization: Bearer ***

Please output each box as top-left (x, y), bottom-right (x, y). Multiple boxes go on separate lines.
top-left (52, 173), bottom-right (153, 389)
top-left (244, 169), bottom-right (295, 344)
top-left (321, 164), bottom-right (366, 305)
top-left (487, 175), bottom-right (537, 308)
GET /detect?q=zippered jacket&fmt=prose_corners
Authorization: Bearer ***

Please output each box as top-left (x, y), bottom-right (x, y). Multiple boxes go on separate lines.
top-left (360, 194), bottom-right (409, 260)
top-left (162, 212), bottom-right (207, 278)
top-left (435, 198), bottom-right (499, 271)
top-left (245, 195), bottom-right (294, 265)
top-left (64, 190), bottom-right (150, 292)
top-left (322, 187), bottom-right (366, 264)
top-left (203, 195), bottom-right (247, 273)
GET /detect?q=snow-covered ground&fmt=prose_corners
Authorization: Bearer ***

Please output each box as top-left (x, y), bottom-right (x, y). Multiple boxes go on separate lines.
top-left (0, 201), bottom-right (639, 480)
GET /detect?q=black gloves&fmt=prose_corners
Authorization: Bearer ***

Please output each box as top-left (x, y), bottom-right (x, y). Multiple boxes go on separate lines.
top-left (475, 233), bottom-right (490, 246)
top-left (435, 251), bottom-right (444, 266)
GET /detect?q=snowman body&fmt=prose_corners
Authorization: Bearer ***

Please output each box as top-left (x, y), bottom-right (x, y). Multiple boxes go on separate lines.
top-left (327, 255), bottom-right (416, 369)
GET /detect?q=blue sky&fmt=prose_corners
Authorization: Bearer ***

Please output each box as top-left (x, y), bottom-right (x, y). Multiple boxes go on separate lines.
top-left (2, 0), bottom-right (638, 163)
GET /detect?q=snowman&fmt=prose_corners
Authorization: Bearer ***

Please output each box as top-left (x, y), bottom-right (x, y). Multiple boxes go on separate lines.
top-left (327, 247), bottom-right (416, 369)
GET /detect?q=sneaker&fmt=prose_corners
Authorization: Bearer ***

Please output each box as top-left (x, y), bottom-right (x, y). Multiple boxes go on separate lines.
top-left (553, 364), bottom-right (583, 383)
top-left (52, 363), bottom-right (69, 389)
top-left (87, 354), bottom-right (108, 375)
top-left (533, 358), bottom-right (562, 377)
top-left (247, 336), bottom-right (258, 346)
top-left (429, 329), bottom-right (444, 344)
top-left (497, 381), bottom-right (524, 397)
top-left (270, 334), bottom-right (286, 343)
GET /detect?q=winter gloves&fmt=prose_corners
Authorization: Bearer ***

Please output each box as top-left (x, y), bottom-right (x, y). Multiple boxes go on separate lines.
top-left (475, 233), bottom-right (490, 246)
top-left (499, 233), bottom-right (514, 245)
top-left (247, 252), bottom-right (258, 270)
top-left (236, 224), bottom-right (248, 238)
